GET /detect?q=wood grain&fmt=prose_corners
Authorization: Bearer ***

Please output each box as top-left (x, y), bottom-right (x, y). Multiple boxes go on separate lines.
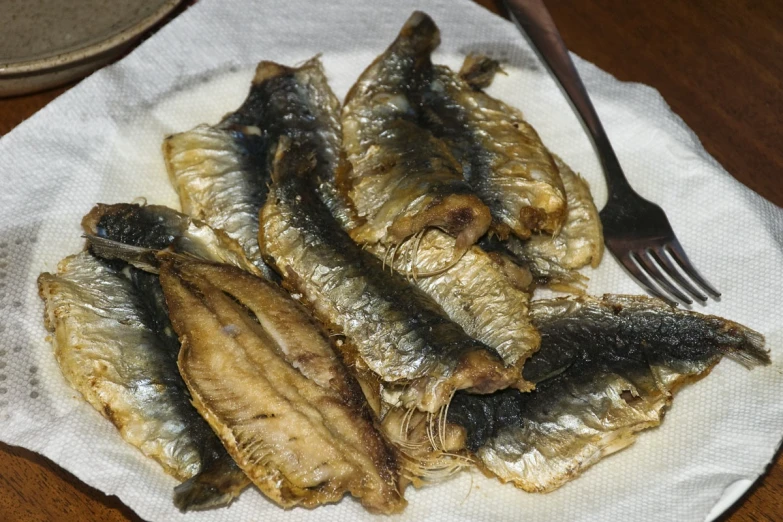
top-left (0, 1), bottom-right (780, 521)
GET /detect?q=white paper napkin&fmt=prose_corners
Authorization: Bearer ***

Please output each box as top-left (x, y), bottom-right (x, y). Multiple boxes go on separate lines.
top-left (1, 1), bottom-right (781, 521)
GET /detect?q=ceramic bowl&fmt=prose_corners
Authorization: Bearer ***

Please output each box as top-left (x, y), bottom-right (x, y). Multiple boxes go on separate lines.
top-left (0, 0), bottom-right (182, 97)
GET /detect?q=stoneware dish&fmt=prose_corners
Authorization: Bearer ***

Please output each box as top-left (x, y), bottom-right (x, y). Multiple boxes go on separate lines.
top-left (0, 0), bottom-right (182, 97)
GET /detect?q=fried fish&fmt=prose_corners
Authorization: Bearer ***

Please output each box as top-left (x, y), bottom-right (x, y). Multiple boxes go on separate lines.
top-left (164, 58), bottom-right (343, 281)
top-left (479, 155), bottom-right (604, 292)
top-left (342, 11), bottom-right (491, 255)
top-left (38, 252), bottom-right (250, 510)
top-left (447, 295), bottom-right (769, 492)
top-left (159, 255), bottom-right (406, 513)
top-left (411, 18), bottom-right (567, 239)
top-left (364, 232), bottom-right (540, 380)
top-left (260, 138), bottom-right (518, 413)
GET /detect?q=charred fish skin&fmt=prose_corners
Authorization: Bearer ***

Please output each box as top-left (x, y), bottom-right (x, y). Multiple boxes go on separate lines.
top-left (37, 252), bottom-right (250, 510)
top-left (416, 36), bottom-right (566, 239)
top-left (82, 202), bottom-right (260, 276)
top-left (164, 58), bottom-right (341, 281)
top-left (342, 11), bottom-right (491, 252)
top-left (447, 295), bottom-right (769, 492)
top-left (260, 138), bottom-right (518, 413)
top-left (159, 255), bottom-right (405, 514)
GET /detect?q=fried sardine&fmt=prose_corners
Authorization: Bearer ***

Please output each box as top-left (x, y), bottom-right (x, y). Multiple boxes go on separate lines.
top-left (260, 138), bottom-right (518, 413)
top-left (447, 295), bottom-right (769, 492)
top-left (38, 252), bottom-right (250, 510)
top-left (342, 11), bottom-right (491, 254)
top-left (407, 16), bottom-right (566, 239)
top-left (164, 58), bottom-right (344, 281)
top-left (159, 255), bottom-right (405, 513)
top-left (364, 232), bottom-right (539, 378)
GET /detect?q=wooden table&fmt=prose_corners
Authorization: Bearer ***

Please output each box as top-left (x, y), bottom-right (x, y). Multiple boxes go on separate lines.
top-left (1, 1), bottom-right (780, 520)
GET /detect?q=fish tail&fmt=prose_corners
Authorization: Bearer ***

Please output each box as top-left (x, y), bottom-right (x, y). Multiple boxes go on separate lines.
top-left (173, 454), bottom-right (250, 512)
top-left (173, 476), bottom-right (240, 512)
top-left (397, 11), bottom-right (440, 56)
top-left (725, 328), bottom-right (770, 368)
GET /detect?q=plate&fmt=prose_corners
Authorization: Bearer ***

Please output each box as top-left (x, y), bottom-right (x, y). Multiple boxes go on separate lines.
top-left (0, 1), bottom-right (781, 521)
top-left (0, 0), bottom-right (182, 96)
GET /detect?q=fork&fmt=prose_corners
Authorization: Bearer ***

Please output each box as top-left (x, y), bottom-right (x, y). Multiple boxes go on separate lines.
top-left (501, 0), bottom-right (720, 305)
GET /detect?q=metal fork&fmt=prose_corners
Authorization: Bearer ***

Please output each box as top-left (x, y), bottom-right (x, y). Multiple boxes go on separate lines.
top-left (501, 0), bottom-right (720, 305)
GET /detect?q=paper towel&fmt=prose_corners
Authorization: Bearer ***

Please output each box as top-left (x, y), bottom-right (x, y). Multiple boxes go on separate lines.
top-left (1, 0), bottom-right (781, 521)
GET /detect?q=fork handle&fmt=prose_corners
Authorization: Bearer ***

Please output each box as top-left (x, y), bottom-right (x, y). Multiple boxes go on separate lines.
top-left (502, 0), bottom-right (635, 200)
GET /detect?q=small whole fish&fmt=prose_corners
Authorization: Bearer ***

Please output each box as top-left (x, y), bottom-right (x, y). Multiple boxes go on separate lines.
top-left (164, 58), bottom-right (343, 280)
top-left (342, 11), bottom-right (491, 256)
top-left (412, 25), bottom-right (567, 239)
top-left (159, 255), bottom-right (406, 513)
top-left (447, 295), bottom-right (769, 492)
top-left (38, 252), bottom-right (250, 510)
top-left (260, 138), bottom-right (519, 413)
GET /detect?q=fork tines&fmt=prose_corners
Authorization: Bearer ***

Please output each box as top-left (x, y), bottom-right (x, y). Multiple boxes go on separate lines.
top-left (610, 238), bottom-right (721, 306)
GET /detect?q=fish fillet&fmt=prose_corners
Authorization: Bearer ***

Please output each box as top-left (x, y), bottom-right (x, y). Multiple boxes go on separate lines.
top-left (160, 255), bottom-right (406, 513)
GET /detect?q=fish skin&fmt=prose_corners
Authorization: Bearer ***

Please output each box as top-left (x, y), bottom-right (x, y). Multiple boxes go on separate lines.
top-left (447, 294), bottom-right (769, 492)
top-left (415, 32), bottom-right (566, 239)
top-left (260, 138), bottom-right (519, 414)
top-left (82, 202), bottom-right (260, 276)
top-left (320, 113), bottom-right (540, 389)
top-left (159, 255), bottom-right (406, 514)
top-left (164, 58), bottom-right (342, 281)
top-left (37, 252), bottom-right (250, 510)
top-left (479, 155), bottom-right (604, 292)
top-left (342, 11), bottom-right (491, 252)
top-left (365, 232), bottom-right (539, 384)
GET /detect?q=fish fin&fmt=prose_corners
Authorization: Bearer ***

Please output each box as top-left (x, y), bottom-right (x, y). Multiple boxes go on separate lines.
top-left (83, 234), bottom-right (160, 273)
top-left (173, 454), bottom-right (250, 512)
top-left (397, 11), bottom-right (441, 56)
top-left (459, 53), bottom-right (504, 90)
top-left (725, 329), bottom-right (769, 368)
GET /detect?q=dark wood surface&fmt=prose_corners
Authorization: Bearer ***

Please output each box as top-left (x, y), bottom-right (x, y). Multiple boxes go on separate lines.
top-left (1, 1), bottom-right (781, 520)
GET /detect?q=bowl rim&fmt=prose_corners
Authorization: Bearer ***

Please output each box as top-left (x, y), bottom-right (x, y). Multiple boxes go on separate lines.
top-left (0, 0), bottom-right (182, 77)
